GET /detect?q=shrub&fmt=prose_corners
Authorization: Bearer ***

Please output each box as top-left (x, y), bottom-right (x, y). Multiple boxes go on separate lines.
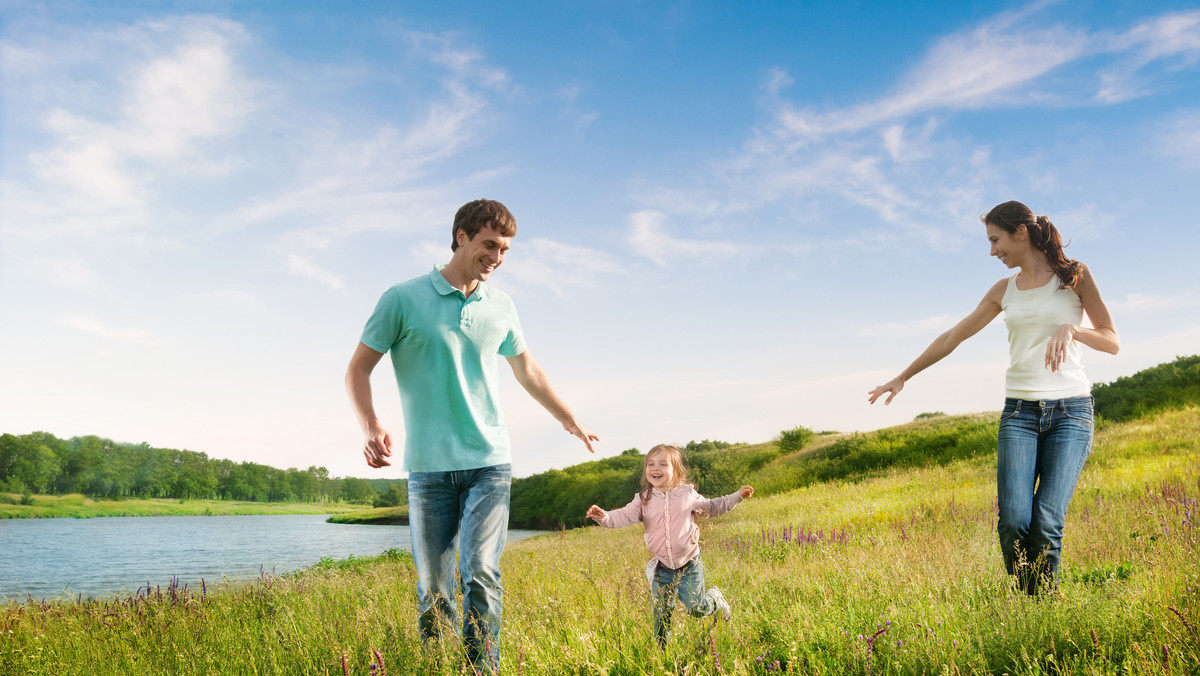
top-left (778, 425), bottom-right (815, 452)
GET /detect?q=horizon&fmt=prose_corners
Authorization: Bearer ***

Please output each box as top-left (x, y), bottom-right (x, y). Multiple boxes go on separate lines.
top-left (2, 1), bottom-right (1198, 481)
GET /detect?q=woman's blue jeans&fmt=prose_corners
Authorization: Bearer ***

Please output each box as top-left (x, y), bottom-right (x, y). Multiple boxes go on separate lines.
top-left (407, 464), bottom-right (511, 673)
top-left (996, 396), bottom-right (1093, 595)
top-left (650, 554), bottom-right (717, 647)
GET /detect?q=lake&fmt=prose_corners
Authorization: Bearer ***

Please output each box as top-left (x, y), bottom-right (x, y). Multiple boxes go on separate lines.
top-left (0, 515), bottom-right (545, 602)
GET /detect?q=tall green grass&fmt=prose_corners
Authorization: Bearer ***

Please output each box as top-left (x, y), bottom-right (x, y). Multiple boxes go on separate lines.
top-left (2, 407), bottom-right (1197, 675)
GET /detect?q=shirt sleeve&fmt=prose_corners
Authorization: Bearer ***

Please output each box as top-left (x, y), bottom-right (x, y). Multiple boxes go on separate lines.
top-left (598, 494), bottom-right (644, 529)
top-left (360, 287), bottom-right (403, 354)
top-left (692, 488), bottom-right (744, 519)
top-left (498, 298), bottom-right (527, 357)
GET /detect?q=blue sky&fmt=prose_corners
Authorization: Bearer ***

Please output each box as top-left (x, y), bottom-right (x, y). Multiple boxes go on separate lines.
top-left (2, 0), bottom-right (1198, 481)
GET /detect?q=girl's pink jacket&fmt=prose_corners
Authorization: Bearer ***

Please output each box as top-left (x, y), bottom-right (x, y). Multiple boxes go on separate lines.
top-left (596, 484), bottom-right (745, 570)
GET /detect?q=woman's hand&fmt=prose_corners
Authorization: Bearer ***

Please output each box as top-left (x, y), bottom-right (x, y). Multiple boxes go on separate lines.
top-left (586, 505), bottom-right (606, 521)
top-left (739, 486), bottom-right (754, 498)
top-left (868, 377), bottom-right (905, 405)
top-left (1045, 323), bottom-right (1078, 372)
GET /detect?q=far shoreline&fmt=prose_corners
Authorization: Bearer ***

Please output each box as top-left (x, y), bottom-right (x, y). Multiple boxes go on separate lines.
top-left (0, 493), bottom-right (368, 520)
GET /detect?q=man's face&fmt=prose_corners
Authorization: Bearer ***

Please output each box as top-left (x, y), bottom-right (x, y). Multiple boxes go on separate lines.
top-left (455, 224), bottom-right (512, 282)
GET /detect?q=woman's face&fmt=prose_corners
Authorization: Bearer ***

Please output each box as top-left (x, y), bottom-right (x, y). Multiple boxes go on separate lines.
top-left (644, 452), bottom-right (674, 489)
top-left (986, 222), bottom-right (1027, 269)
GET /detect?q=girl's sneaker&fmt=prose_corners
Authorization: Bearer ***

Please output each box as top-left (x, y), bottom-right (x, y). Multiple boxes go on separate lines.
top-left (708, 587), bottom-right (732, 620)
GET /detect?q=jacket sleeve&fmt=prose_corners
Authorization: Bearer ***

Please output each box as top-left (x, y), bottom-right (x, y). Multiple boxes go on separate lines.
top-left (598, 494), bottom-right (644, 529)
top-left (693, 488), bottom-right (744, 519)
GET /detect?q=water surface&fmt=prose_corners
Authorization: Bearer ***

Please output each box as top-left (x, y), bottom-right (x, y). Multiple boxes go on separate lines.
top-left (0, 514), bottom-right (544, 602)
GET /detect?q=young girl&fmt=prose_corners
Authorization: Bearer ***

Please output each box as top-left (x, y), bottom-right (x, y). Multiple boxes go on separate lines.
top-left (869, 200), bottom-right (1119, 595)
top-left (586, 443), bottom-right (753, 647)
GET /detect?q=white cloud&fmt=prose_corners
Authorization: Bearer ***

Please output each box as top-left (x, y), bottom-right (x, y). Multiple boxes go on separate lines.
top-left (1159, 110), bottom-right (1200, 166)
top-left (284, 254), bottom-right (344, 290)
top-left (3, 16), bottom-right (256, 233)
top-left (1097, 11), bottom-right (1200, 102)
top-left (776, 17), bottom-right (1089, 141)
top-left (555, 86), bottom-right (598, 130)
top-left (855, 313), bottom-right (961, 339)
top-left (1110, 293), bottom-right (1197, 315)
top-left (626, 210), bottom-right (742, 267)
top-left (62, 316), bottom-right (162, 346)
top-left (22, 256), bottom-right (101, 293)
top-left (180, 288), bottom-right (263, 313)
top-left (503, 237), bottom-right (623, 297)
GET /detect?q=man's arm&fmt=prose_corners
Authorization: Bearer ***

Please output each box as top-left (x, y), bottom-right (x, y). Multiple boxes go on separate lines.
top-left (505, 349), bottom-right (598, 453)
top-left (345, 341), bottom-right (393, 468)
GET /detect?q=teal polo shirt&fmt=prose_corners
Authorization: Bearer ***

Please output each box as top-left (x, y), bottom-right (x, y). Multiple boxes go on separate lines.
top-left (360, 265), bottom-right (527, 472)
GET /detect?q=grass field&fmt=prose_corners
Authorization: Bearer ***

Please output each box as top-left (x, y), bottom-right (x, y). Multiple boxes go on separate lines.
top-left (0, 493), bottom-right (364, 519)
top-left (1, 407), bottom-right (1197, 675)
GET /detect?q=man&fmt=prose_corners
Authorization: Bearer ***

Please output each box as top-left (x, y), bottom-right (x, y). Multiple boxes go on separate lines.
top-left (345, 198), bottom-right (597, 674)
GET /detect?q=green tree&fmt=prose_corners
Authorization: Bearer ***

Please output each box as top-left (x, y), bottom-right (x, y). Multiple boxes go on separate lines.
top-left (777, 425), bottom-right (815, 452)
top-left (340, 477), bottom-right (377, 504)
top-left (374, 483), bottom-right (406, 507)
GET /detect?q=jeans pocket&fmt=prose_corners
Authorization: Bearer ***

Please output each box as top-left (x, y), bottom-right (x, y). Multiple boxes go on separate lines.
top-left (1000, 399), bottom-right (1023, 422)
top-left (1060, 396), bottom-right (1094, 422)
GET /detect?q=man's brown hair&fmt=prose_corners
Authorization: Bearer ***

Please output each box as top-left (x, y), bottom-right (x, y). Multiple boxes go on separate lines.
top-left (451, 199), bottom-right (517, 251)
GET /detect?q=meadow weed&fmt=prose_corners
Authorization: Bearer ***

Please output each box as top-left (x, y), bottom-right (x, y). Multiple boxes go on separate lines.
top-left (1, 406), bottom-right (1197, 674)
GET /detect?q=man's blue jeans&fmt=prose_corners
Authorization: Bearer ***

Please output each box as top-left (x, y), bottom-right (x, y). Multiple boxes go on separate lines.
top-left (408, 464), bottom-right (511, 673)
top-left (650, 554), bottom-right (717, 647)
top-left (996, 396), bottom-right (1093, 595)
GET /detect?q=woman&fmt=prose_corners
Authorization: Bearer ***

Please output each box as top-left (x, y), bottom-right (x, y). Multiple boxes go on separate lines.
top-left (868, 200), bottom-right (1119, 595)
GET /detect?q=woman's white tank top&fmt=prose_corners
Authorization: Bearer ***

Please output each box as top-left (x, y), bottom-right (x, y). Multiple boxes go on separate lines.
top-left (1000, 273), bottom-right (1090, 400)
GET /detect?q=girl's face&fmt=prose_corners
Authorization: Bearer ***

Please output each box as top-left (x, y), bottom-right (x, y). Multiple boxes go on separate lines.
top-left (644, 451), bottom-right (674, 490)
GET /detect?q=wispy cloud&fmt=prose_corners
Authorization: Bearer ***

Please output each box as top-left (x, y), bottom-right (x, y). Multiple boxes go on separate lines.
top-left (504, 237), bottom-right (623, 297)
top-left (626, 210), bottom-right (742, 267)
top-left (1111, 293), bottom-right (1197, 315)
top-left (1098, 10), bottom-right (1200, 102)
top-left (284, 254), bottom-right (344, 290)
top-left (855, 313), bottom-right (962, 339)
top-left (776, 13), bottom-right (1089, 141)
top-left (8, 17), bottom-right (256, 224)
top-left (62, 316), bottom-right (162, 346)
top-left (555, 85), bottom-right (599, 130)
top-left (180, 288), bottom-right (263, 313)
top-left (633, 6), bottom-right (1200, 264)
top-left (1159, 109), bottom-right (1200, 166)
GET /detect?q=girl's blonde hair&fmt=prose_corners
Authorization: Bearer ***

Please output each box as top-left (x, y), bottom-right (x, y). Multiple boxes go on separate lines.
top-left (639, 444), bottom-right (689, 502)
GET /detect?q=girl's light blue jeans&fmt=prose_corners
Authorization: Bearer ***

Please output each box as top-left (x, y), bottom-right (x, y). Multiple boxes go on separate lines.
top-left (996, 396), bottom-right (1094, 595)
top-left (650, 554), bottom-right (718, 646)
top-left (408, 464), bottom-right (511, 674)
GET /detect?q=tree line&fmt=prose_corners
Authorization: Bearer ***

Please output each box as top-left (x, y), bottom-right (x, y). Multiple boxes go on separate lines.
top-left (0, 432), bottom-right (396, 505)
top-left (6, 356), bottom-right (1193, 519)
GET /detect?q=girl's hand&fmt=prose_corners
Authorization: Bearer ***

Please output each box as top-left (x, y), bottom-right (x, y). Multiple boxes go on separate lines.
top-left (868, 378), bottom-right (905, 405)
top-left (739, 486), bottom-right (754, 498)
top-left (586, 505), bottom-right (606, 521)
top-left (1045, 323), bottom-right (1078, 372)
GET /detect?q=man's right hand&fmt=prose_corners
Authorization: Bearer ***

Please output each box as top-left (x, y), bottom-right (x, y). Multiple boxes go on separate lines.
top-left (363, 428), bottom-right (393, 468)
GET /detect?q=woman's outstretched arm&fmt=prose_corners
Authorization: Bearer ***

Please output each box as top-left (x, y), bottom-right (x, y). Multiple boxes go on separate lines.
top-left (868, 278), bottom-right (1007, 405)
